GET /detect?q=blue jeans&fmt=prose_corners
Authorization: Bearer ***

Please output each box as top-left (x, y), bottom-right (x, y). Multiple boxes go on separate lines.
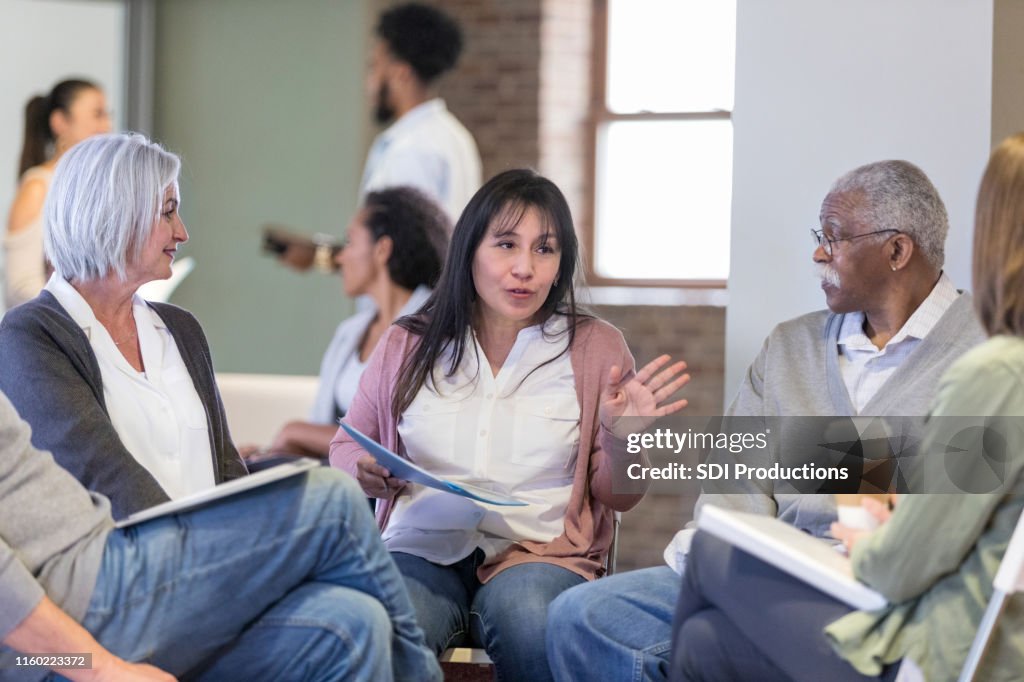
top-left (392, 551), bottom-right (585, 682)
top-left (547, 565), bottom-right (679, 682)
top-left (671, 531), bottom-right (898, 682)
top-left (71, 469), bottom-right (439, 681)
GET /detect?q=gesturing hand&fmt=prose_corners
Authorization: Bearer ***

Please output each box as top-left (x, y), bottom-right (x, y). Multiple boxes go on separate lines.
top-left (600, 354), bottom-right (690, 439)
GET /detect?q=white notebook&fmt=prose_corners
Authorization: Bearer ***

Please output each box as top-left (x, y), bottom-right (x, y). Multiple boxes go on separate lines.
top-left (697, 505), bottom-right (888, 610)
top-left (114, 458), bottom-right (319, 528)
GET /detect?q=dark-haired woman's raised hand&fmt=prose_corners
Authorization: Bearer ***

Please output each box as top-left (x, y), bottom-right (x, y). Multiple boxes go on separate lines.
top-left (600, 354), bottom-right (690, 439)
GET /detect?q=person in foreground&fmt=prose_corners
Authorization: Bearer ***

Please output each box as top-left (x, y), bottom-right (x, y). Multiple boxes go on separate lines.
top-left (0, 389), bottom-right (441, 682)
top-left (0, 133), bottom-right (246, 519)
top-left (669, 135), bottom-right (1024, 681)
top-left (546, 159), bottom-right (986, 681)
top-left (331, 168), bottom-right (689, 681)
top-left (250, 187), bottom-right (448, 461)
top-left (5, 78), bottom-right (112, 308)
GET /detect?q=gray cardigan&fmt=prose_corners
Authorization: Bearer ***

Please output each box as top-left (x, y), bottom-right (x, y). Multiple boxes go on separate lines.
top-left (0, 291), bottom-right (247, 519)
top-left (696, 293), bottom-right (987, 536)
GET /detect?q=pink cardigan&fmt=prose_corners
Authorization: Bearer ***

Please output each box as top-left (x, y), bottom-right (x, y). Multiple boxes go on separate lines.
top-left (329, 317), bottom-right (651, 582)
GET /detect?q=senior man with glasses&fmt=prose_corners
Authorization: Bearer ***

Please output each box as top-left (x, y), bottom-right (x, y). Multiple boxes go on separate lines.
top-left (545, 159), bottom-right (986, 682)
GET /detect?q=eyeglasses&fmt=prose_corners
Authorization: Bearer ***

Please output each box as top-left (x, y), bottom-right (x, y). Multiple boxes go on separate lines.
top-left (811, 228), bottom-right (900, 257)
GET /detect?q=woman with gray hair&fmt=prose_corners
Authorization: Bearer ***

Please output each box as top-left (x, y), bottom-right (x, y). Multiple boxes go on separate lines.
top-left (0, 133), bottom-right (246, 519)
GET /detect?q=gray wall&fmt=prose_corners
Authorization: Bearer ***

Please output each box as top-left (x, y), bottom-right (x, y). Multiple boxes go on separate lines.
top-left (152, 0), bottom-right (370, 374)
top-left (725, 0), bottom-right (994, 402)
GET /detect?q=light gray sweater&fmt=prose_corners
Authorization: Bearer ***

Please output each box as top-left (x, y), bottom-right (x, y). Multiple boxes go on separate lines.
top-left (0, 391), bottom-right (112, 640)
top-left (695, 293), bottom-right (986, 536)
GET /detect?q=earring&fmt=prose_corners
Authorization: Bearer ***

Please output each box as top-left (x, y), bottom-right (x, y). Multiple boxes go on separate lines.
top-left (891, 265), bottom-right (897, 272)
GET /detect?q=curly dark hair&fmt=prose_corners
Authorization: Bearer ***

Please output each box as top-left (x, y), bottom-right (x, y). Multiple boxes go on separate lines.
top-left (376, 3), bottom-right (463, 84)
top-left (362, 186), bottom-right (450, 291)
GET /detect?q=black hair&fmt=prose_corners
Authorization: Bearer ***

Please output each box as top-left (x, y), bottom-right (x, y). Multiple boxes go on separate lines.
top-left (376, 3), bottom-right (463, 85)
top-left (391, 169), bottom-right (588, 419)
top-left (18, 79), bottom-right (99, 176)
top-left (362, 186), bottom-right (450, 290)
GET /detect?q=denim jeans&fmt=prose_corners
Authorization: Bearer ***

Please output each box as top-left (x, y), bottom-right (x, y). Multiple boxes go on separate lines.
top-left (671, 531), bottom-right (898, 682)
top-left (392, 550), bottom-right (585, 682)
top-left (546, 565), bottom-right (680, 682)
top-left (69, 468), bottom-right (439, 682)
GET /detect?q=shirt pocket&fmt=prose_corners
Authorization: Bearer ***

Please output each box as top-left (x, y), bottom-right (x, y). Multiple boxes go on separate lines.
top-left (399, 400), bottom-right (467, 472)
top-left (509, 393), bottom-right (581, 473)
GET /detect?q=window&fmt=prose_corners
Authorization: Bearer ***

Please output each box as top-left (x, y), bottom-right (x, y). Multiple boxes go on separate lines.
top-left (589, 0), bottom-right (736, 285)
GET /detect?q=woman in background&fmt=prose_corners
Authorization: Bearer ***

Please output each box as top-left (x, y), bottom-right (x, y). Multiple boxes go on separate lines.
top-left (331, 168), bottom-right (690, 681)
top-left (248, 186), bottom-right (449, 462)
top-left (0, 133), bottom-right (246, 519)
top-left (4, 79), bottom-right (111, 308)
top-left (669, 135), bottom-right (1024, 682)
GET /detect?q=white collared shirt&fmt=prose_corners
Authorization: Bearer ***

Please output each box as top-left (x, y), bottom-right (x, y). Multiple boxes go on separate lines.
top-left (45, 274), bottom-right (216, 499)
top-left (384, 316), bottom-right (580, 564)
top-left (837, 272), bottom-right (960, 412)
top-left (360, 98), bottom-right (482, 224)
top-left (333, 352), bottom-right (368, 416)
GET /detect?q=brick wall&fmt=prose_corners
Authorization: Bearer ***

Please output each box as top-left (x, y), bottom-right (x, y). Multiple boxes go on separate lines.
top-left (595, 304), bottom-right (725, 571)
top-left (538, 0), bottom-right (592, 230)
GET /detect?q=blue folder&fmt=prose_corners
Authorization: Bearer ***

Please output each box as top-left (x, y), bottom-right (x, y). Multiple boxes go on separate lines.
top-left (340, 422), bottom-right (527, 506)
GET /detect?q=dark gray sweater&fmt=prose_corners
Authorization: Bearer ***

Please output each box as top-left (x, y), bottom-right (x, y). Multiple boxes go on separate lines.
top-left (0, 291), bottom-right (246, 519)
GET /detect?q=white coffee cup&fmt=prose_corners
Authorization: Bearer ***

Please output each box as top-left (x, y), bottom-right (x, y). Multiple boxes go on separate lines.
top-left (834, 494), bottom-right (889, 531)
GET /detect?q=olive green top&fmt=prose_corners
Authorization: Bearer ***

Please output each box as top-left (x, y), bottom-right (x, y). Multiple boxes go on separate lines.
top-left (825, 335), bottom-right (1024, 682)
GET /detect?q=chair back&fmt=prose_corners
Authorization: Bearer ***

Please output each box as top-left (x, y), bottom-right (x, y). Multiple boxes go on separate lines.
top-left (957, 507), bottom-right (1024, 682)
top-left (994, 507), bottom-right (1024, 593)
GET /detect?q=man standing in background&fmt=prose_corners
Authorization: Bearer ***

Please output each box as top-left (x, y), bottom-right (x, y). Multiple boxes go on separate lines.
top-left (361, 2), bottom-right (482, 225)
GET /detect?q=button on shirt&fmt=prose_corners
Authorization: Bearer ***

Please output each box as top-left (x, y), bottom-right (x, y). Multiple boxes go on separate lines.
top-left (359, 98), bottom-right (482, 224)
top-left (385, 316), bottom-right (580, 565)
top-left (45, 275), bottom-right (216, 499)
top-left (837, 272), bottom-right (960, 412)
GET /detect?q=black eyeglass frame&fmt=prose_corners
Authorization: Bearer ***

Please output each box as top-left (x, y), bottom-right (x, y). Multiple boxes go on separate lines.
top-left (811, 228), bottom-right (901, 256)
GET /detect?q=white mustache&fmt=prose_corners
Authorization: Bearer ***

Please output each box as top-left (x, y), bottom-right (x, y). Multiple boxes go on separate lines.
top-left (816, 264), bottom-right (841, 288)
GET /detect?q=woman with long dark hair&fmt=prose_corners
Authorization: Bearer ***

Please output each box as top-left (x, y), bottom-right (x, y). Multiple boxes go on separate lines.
top-left (331, 168), bottom-right (689, 681)
top-left (4, 79), bottom-right (111, 308)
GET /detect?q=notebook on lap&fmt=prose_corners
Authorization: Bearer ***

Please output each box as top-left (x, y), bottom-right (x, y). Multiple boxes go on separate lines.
top-left (697, 505), bottom-right (888, 610)
top-left (114, 458), bottom-right (320, 528)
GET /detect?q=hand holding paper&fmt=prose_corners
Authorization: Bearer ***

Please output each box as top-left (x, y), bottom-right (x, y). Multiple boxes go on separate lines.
top-left (340, 423), bottom-right (527, 506)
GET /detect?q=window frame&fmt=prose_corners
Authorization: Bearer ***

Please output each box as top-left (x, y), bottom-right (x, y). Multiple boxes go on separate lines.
top-left (584, 0), bottom-right (732, 288)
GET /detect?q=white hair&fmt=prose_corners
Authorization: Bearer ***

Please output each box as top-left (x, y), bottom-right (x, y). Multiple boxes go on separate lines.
top-left (44, 133), bottom-right (181, 282)
top-left (827, 160), bottom-right (948, 270)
